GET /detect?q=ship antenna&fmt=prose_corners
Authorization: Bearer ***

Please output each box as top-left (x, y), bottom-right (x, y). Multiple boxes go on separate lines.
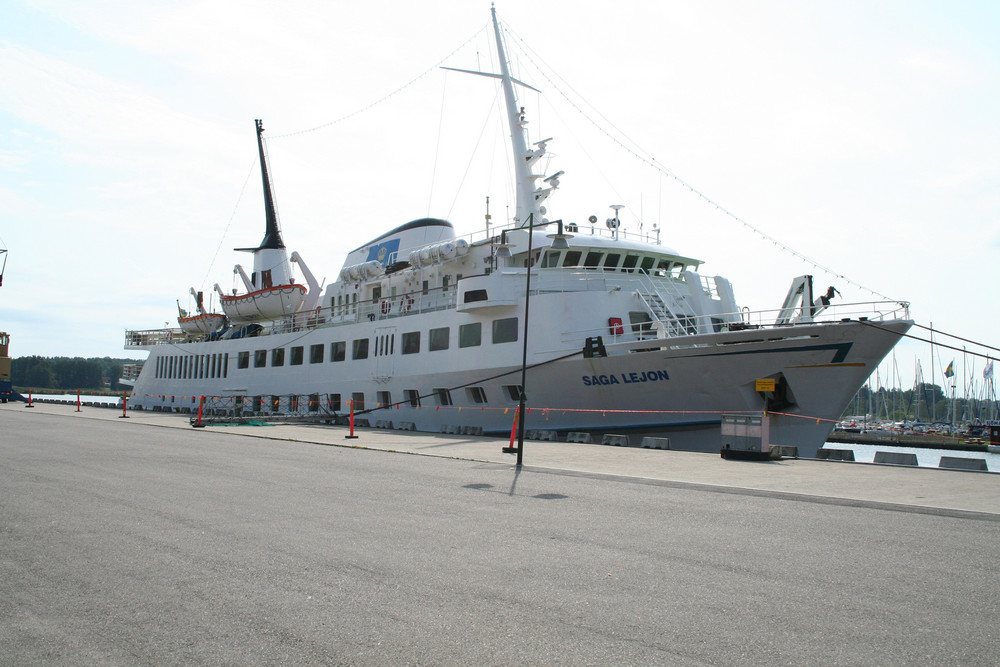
top-left (254, 119), bottom-right (285, 250)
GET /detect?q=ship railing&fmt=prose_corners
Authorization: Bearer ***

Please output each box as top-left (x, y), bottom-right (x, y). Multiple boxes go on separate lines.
top-left (563, 299), bottom-right (911, 346)
top-left (125, 328), bottom-right (185, 347)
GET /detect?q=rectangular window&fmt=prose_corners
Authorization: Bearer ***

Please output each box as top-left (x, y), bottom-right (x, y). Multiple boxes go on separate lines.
top-left (629, 311), bottom-right (654, 336)
top-left (429, 327), bottom-right (449, 351)
top-left (640, 256), bottom-right (655, 271)
top-left (404, 389), bottom-right (421, 407)
top-left (238, 351), bottom-right (250, 369)
top-left (290, 346), bottom-right (304, 366)
top-left (622, 254), bottom-right (639, 272)
top-left (272, 348), bottom-right (285, 367)
top-left (331, 341), bottom-right (346, 362)
top-left (434, 388), bottom-right (453, 406)
top-left (352, 338), bottom-right (369, 360)
top-left (254, 349), bottom-right (266, 368)
top-left (584, 251), bottom-right (603, 268)
top-left (329, 393), bottom-right (341, 412)
top-left (401, 331), bottom-right (420, 355)
top-left (503, 384), bottom-right (523, 402)
top-left (603, 253), bottom-right (621, 269)
top-left (466, 387), bottom-right (487, 404)
top-left (541, 250), bottom-right (561, 268)
top-left (377, 390), bottom-right (391, 407)
top-left (351, 392), bottom-right (365, 411)
top-left (310, 344), bottom-right (324, 364)
top-left (492, 317), bottom-right (518, 344)
top-left (464, 289), bottom-right (488, 303)
top-left (563, 250), bottom-right (582, 267)
top-left (459, 322), bottom-right (482, 348)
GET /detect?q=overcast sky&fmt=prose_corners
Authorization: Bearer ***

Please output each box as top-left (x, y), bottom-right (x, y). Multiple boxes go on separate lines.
top-left (2, 0), bottom-right (997, 396)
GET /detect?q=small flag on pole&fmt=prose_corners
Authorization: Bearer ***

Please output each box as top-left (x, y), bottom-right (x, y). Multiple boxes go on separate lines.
top-left (985, 360), bottom-right (994, 380)
top-left (944, 360), bottom-right (955, 379)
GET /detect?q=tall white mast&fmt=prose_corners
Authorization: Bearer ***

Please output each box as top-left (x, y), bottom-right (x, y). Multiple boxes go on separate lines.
top-left (444, 7), bottom-right (561, 228)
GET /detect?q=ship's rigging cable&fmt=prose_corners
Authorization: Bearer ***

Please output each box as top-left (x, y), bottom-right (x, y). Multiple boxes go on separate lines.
top-left (859, 320), bottom-right (997, 364)
top-left (201, 155), bottom-right (257, 293)
top-left (268, 25), bottom-right (489, 140)
top-left (501, 25), bottom-right (896, 303)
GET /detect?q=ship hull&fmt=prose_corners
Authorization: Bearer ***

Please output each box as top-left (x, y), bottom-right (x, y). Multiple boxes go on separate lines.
top-left (127, 306), bottom-right (910, 458)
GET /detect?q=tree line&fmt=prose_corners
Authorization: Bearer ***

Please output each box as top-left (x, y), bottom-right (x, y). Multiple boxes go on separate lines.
top-left (10, 356), bottom-right (141, 392)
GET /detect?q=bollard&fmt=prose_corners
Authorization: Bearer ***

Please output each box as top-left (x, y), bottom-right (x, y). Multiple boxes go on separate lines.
top-left (25, 392), bottom-right (34, 408)
top-left (119, 391), bottom-right (130, 419)
top-left (345, 399), bottom-right (358, 439)
top-left (502, 405), bottom-right (520, 453)
top-left (76, 392), bottom-right (81, 412)
top-left (192, 395), bottom-right (206, 428)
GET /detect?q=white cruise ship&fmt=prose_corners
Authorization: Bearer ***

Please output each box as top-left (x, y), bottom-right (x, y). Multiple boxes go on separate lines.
top-left (125, 8), bottom-right (911, 457)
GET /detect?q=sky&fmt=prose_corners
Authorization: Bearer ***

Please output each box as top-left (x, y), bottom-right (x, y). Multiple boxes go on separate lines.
top-left (1, 0), bottom-right (998, 396)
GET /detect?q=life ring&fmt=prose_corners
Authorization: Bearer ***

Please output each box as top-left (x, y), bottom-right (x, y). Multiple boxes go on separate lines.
top-left (380, 299), bottom-right (390, 315)
top-left (399, 294), bottom-right (414, 312)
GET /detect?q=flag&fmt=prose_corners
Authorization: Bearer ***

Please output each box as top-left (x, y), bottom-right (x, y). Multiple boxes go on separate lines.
top-left (944, 360), bottom-right (955, 379)
top-left (986, 360), bottom-right (995, 381)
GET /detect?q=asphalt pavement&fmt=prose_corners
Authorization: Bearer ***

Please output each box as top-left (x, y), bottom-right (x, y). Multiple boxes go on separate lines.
top-left (2, 403), bottom-right (998, 665)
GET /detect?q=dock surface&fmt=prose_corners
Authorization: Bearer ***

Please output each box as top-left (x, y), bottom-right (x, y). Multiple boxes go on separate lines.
top-left (3, 403), bottom-right (999, 665)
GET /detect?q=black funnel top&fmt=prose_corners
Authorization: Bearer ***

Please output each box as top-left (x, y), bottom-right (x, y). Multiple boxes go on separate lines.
top-left (240, 119), bottom-right (285, 252)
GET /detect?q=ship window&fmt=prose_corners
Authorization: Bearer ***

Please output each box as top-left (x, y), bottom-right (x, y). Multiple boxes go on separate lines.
top-left (459, 322), bottom-right (482, 348)
top-left (402, 331), bottom-right (420, 355)
top-left (429, 327), bottom-right (449, 351)
top-left (308, 393), bottom-right (320, 412)
top-left (542, 250), bottom-right (561, 268)
top-left (563, 250), bottom-right (582, 267)
top-left (310, 344), bottom-right (324, 364)
top-left (656, 259), bottom-right (673, 275)
top-left (622, 255), bottom-right (639, 272)
top-left (604, 253), bottom-right (621, 269)
top-left (628, 311), bottom-right (653, 336)
top-left (272, 348), bottom-right (285, 367)
top-left (442, 275), bottom-right (450, 291)
top-left (254, 350), bottom-right (266, 368)
top-left (640, 256), bottom-right (655, 271)
top-left (503, 384), bottom-right (523, 402)
top-left (210, 354), bottom-right (217, 378)
top-left (223, 353), bottom-right (228, 378)
top-left (329, 393), bottom-right (341, 412)
top-left (464, 289), bottom-right (488, 303)
top-left (404, 389), bottom-right (420, 407)
top-left (377, 391), bottom-right (391, 407)
top-left (331, 341), bottom-right (346, 362)
top-left (422, 280), bottom-right (429, 295)
top-left (466, 387), bottom-right (487, 404)
top-left (352, 338), bottom-right (369, 360)
top-left (492, 317), bottom-right (518, 344)
top-left (261, 269), bottom-right (273, 289)
top-left (238, 351), bottom-right (250, 369)
top-left (290, 346), bottom-right (304, 366)
top-left (584, 251), bottom-right (603, 268)
top-left (352, 392), bottom-right (365, 411)
top-left (434, 388), bottom-right (452, 406)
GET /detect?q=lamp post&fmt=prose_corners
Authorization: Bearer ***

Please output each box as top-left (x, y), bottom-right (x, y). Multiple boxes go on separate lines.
top-left (513, 214), bottom-right (572, 466)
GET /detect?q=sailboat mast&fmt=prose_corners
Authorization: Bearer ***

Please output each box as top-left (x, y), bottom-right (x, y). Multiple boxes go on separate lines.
top-left (489, 7), bottom-right (536, 228)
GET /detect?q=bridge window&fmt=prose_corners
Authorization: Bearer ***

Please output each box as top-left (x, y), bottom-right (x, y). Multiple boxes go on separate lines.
top-left (622, 255), bottom-right (639, 272)
top-left (584, 251), bottom-right (603, 268)
top-left (604, 253), bottom-right (621, 269)
top-left (563, 250), bottom-right (582, 267)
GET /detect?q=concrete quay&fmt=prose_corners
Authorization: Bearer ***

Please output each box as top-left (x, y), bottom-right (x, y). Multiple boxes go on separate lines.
top-left (7, 401), bottom-right (999, 518)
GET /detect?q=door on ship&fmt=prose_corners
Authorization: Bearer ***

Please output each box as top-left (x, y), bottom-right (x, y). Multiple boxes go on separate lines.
top-left (373, 327), bottom-right (395, 380)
